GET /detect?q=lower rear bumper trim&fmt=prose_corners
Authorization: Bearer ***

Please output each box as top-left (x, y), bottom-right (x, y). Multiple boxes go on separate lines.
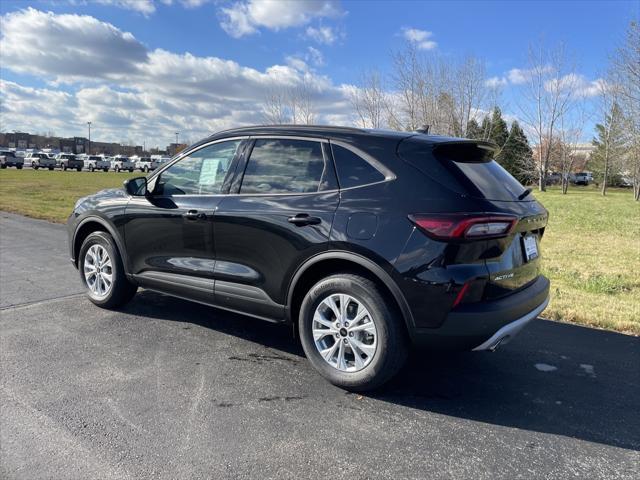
top-left (472, 296), bottom-right (550, 351)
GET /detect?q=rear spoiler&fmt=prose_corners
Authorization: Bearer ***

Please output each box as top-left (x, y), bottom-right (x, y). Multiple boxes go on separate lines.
top-left (431, 140), bottom-right (498, 163)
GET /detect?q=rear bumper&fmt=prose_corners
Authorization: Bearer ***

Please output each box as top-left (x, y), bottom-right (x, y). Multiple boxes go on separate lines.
top-left (410, 275), bottom-right (550, 350)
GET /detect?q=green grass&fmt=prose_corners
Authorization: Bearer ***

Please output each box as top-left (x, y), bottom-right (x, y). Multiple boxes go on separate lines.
top-left (0, 169), bottom-right (139, 223)
top-left (533, 186), bottom-right (640, 335)
top-left (1, 170), bottom-right (638, 334)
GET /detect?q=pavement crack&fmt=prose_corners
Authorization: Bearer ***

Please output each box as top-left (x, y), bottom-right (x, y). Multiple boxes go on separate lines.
top-left (0, 292), bottom-right (85, 311)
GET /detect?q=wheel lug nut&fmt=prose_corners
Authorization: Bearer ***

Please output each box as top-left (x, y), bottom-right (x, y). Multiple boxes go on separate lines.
top-left (349, 332), bottom-right (354, 337)
top-left (335, 333), bottom-right (340, 338)
top-left (344, 322), bottom-right (349, 328)
top-left (343, 338), bottom-right (348, 344)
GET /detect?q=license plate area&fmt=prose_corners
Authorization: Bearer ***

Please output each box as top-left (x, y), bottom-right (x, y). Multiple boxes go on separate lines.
top-left (522, 234), bottom-right (538, 262)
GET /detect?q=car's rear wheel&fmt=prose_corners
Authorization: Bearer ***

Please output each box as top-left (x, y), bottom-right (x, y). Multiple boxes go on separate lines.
top-left (299, 273), bottom-right (408, 391)
top-left (0, 164), bottom-right (6, 169)
top-left (115, 166), bottom-right (120, 172)
top-left (48, 166), bottom-right (54, 170)
top-left (89, 166), bottom-right (94, 172)
top-left (63, 164), bottom-right (67, 171)
top-left (143, 166), bottom-right (149, 173)
top-left (16, 165), bottom-right (22, 169)
top-left (79, 232), bottom-right (137, 308)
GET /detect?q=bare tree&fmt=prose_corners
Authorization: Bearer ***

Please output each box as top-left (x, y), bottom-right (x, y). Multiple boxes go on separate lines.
top-left (450, 55), bottom-right (488, 137)
top-left (261, 78), bottom-right (317, 125)
top-left (612, 20), bottom-right (640, 200)
top-left (517, 42), bottom-right (577, 191)
top-left (557, 100), bottom-right (591, 194)
top-left (592, 79), bottom-right (626, 196)
top-left (262, 89), bottom-right (289, 124)
top-left (389, 44), bottom-right (488, 136)
top-left (349, 70), bottom-right (388, 128)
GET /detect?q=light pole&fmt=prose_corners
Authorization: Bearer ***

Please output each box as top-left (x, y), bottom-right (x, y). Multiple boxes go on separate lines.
top-left (87, 121), bottom-right (92, 155)
top-left (175, 132), bottom-right (179, 145)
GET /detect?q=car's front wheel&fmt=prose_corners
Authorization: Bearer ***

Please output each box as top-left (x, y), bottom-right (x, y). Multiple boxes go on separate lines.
top-left (299, 273), bottom-right (408, 391)
top-left (78, 232), bottom-right (137, 308)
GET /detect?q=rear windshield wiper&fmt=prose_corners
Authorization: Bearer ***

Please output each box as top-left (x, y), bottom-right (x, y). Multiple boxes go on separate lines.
top-left (518, 188), bottom-right (532, 200)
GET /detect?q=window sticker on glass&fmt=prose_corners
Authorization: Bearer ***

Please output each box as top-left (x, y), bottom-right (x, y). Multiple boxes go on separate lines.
top-left (199, 158), bottom-right (221, 185)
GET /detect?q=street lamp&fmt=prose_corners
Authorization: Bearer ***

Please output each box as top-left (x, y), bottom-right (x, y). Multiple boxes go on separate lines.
top-left (175, 132), bottom-right (179, 145)
top-left (87, 121), bottom-right (92, 155)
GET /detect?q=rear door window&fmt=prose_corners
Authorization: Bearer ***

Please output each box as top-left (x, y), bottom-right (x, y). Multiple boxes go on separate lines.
top-left (331, 144), bottom-right (385, 189)
top-left (240, 139), bottom-right (331, 194)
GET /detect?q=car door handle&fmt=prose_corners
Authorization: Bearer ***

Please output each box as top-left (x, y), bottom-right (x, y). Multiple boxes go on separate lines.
top-left (183, 210), bottom-right (207, 220)
top-left (288, 213), bottom-right (322, 226)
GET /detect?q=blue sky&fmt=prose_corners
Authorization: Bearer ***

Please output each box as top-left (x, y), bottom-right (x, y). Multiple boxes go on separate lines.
top-left (0, 0), bottom-right (637, 147)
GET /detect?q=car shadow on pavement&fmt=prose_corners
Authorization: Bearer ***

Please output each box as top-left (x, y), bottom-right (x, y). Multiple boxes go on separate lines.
top-left (123, 290), bottom-right (640, 452)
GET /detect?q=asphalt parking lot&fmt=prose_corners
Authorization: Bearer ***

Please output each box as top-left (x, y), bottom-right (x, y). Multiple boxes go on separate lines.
top-left (1, 212), bottom-right (639, 479)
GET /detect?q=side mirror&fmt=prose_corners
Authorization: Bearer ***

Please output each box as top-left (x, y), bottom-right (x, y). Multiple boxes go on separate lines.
top-left (124, 177), bottom-right (148, 196)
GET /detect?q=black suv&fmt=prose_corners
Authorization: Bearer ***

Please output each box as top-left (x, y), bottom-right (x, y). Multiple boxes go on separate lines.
top-left (68, 126), bottom-right (550, 390)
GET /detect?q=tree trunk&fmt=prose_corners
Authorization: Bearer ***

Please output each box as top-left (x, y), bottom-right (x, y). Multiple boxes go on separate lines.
top-left (601, 163), bottom-right (608, 196)
top-left (538, 174), bottom-right (546, 192)
top-left (562, 177), bottom-right (569, 194)
top-left (634, 183), bottom-right (640, 201)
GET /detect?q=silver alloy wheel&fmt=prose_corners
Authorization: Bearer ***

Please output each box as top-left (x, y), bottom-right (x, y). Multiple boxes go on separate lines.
top-left (83, 244), bottom-right (113, 298)
top-left (312, 293), bottom-right (378, 372)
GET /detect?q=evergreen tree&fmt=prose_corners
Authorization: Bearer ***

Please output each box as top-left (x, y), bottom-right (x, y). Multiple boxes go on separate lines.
top-left (500, 121), bottom-right (534, 184)
top-left (465, 118), bottom-right (483, 139)
top-left (589, 102), bottom-right (627, 195)
top-left (488, 107), bottom-right (509, 147)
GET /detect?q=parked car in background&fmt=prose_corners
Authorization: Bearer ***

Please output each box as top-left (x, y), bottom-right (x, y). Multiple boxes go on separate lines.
top-left (84, 155), bottom-right (111, 172)
top-left (133, 156), bottom-right (158, 173)
top-left (573, 172), bottom-right (592, 185)
top-left (546, 173), bottom-right (561, 185)
top-left (25, 152), bottom-right (56, 170)
top-left (0, 149), bottom-right (23, 169)
top-left (111, 155), bottom-right (135, 172)
top-left (67, 125), bottom-right (550, 390)
top-left (56, 153), bottom-right (83, 171)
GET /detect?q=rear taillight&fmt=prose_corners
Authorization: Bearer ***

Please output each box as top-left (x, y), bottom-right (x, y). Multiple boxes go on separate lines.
top-left (409, 214), bottom-right (517, 240)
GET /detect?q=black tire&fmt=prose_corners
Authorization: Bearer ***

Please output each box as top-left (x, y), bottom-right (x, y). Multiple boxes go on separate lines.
top-left (143, 166), bottom-right (149, 173)
top-left (48, 166), bottom-right (54, 171)
top-left (32, 162), bottom-right (38, 169)
top-left (103, 168), bottom-right (109, 172)
top-left (129, 169), bottom-right (134, 173)
top-left (0, 164), bottom-right (6, 169)
top-left (89, 166), bottom-right (94, 172)
top-left (78, 231), bottom-right (137, 309)
top-left (115, 166), bottom-right (120, 173)
top-left (76, 167), bottom-right (82, 172)
top-left (17, 165), bottom-right (22, 169)
top-left (299, 273), bottom-right (408, 391)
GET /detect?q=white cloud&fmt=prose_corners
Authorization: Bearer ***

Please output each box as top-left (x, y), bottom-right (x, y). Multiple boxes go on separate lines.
top-left (507, 68), bottom-right (530, 84)
top-left (0, 8), bottom-right (351, 147)
top-left (305, 25), bottom-right (338, 45)
top-left (220, 0), bottom-right (342, 38)
top-left (485, 76), bottom-right (508, 88)
top-left (95, 0), bottom-right (156, 15)
top-left (401, 27), bottom-right (437, 50)
top-left (545, 73), bottom-right (605, 98)
top-left (306, 46), bottom-right (325, 67)
top-left (0, 8), bottom-right (148, 82)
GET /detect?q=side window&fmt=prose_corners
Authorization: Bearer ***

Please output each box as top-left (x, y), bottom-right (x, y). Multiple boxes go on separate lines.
top-left (240, 139), bottom-right (328, 194)
top-left (331, 144), bottom-right (385, 188)
top-left (156, 140), bottom-right (241, 196)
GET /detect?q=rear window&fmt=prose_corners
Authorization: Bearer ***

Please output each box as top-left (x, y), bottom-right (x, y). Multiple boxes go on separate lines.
top-left (451, 161), bottom-right (526, 201)
top-left (398, 139), bottom-right (529, 201)
top-left (1, 151), bottom-right (15, 157)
